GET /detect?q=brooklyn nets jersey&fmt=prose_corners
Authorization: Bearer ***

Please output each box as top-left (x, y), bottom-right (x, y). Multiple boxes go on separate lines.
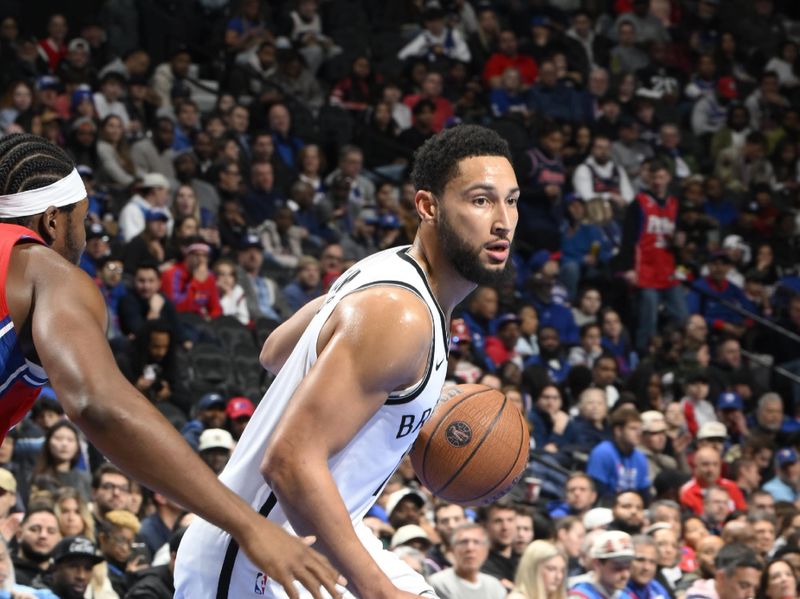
top-left (175, 246), bottom-right (449, 598)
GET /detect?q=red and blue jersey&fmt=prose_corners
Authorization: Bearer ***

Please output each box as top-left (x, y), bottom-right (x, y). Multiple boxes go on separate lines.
top-left (0, 225), bottom-right (48, 440)
top-left (634, 192), bottom-right (678, 289)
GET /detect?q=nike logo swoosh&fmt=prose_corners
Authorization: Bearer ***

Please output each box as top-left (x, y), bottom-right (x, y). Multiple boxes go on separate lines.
top-left (435, 358), bottom-right (445, 370)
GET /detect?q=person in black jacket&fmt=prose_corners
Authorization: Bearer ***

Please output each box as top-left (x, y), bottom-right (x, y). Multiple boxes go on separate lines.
top-left (125, 527), bottom-right (186, 599)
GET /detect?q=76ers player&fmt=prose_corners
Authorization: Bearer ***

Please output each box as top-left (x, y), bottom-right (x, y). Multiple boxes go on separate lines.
top-left (0, 134), bottom-right (339, 599)
top-left (175, 125), bottom-right (520, 598)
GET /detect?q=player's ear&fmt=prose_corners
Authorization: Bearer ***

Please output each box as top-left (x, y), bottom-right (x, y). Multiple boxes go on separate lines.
top-left (415, 190), bottom-right (437, 224)
top-left (37, 205), bottom-right (59, 244)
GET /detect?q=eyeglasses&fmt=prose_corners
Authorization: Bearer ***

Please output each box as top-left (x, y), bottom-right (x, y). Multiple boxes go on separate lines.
top-left (99, 482), bottom-right (130, 493)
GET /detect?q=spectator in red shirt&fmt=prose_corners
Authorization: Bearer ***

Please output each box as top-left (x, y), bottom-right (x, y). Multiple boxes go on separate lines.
top-left (679, 446), bottom-right (746, 516)
top-left (161, 238), bottom-right (222, 319)
top-left (402, 72), bottom-right (454, 133)
top-left (38, 14), bottom-right (68, 73)
top-left (482, 30), bottom-right (538, 88)
top-left (484, 313), bottom-right (522, 371)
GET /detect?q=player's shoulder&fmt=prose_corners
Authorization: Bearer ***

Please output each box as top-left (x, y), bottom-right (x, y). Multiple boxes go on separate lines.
top-left (14, 243), bottom-right (90, 283)
top-left (338, 284), bottom-right (433, 330)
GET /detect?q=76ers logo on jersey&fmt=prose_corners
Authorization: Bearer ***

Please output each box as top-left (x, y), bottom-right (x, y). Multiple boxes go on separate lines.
top-left (254, 572), bottom-right (267, 595)
top-left (445, 421), bottom-right (472, 447)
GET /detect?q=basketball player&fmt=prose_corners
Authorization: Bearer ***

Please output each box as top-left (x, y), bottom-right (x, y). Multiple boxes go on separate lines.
top-left (0, 134), bottom-right (339, 599)
top-left (174, 125), bottom-right (519, 598)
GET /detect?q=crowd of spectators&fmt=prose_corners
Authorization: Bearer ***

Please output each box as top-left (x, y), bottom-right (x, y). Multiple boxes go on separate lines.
top-left (0, 0), bottom-right (800, 597)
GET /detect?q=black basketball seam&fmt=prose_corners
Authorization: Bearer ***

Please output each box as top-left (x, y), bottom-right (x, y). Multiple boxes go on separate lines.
top-left (436, 394), bottom-right (509, 497)
top-left (467, 404), bottom-right (528, 504)
top-left (419, 388), bottom-right (491, 485)
top-left (216, 492), bottom-right (277, 598)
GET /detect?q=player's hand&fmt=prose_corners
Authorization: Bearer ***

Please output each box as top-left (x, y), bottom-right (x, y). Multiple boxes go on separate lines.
top-left (237, 522), bottom-right (343, 599)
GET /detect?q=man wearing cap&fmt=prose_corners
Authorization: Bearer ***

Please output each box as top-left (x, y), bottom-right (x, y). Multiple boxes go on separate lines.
top-left (118, 173), bottom-right (172, 242)
top-left (762, 448), bottom-right (800, 503)
top-left (385, 488), bottom-right (429, 531)
top-left (390, 525), bottom-right (432, 553)
top-left (715, 392), bottom-right (748, 449)
top-left (226, 396), bottom-right (255, 440)
top-left (568, 530), bottom-right (636, 599)
top-left (484, 313), bottom-right (522, 371)
top-left (235, 233), bottom-right (291, 322)
top-left (160, 237), bottom-right (222, 319)
top-left (198, 428), bottom-right (235, 475)
top-left (122, 209), bottom-right (169, 274)
top-left (47, 535), bottom-right (105, 599)
top-left (639, 411), bottom-right (678, 483)
top-left (180, 393), bottom-right (227, 450)
top-left (686, 251), bottom-right (751, 338)
top-left (679, 446), bottom-right (746, 516)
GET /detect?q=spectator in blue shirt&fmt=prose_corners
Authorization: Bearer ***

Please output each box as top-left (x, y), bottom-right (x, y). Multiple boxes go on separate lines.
top-left (282, 256), bottom-right (323, 313)
top-left (587, 405), bottom-right (650, 500)
top-left (560, 194), bottom-right (613, 302)
top-left (762, 447), bottom-right (800, 503)
top-left (687, 251), bottom-right (754, 338)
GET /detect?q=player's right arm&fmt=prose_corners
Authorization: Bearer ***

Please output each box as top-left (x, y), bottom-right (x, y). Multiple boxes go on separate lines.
top-left (261, 286), bottom-right (433, 599)
top-left (260, 295), bottom-right (326, 374)
top-left (13, 245), bottom-right (340, 599)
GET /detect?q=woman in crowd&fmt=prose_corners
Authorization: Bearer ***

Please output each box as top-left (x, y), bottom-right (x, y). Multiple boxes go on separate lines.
top-left (31, 422), bottom-right (91, 501)
top-left (510, 540), bottom-right (567, 599)
top-left (0, 81), bottom-right (34, 134)
top-left (96, 114), bottom-right (138, 187)
top-left (757, 558), bottom-right (798, 599)
top-left (54, 486), bottom-right (95, 539)
top-left (213, 257), bottom-right (250, 325)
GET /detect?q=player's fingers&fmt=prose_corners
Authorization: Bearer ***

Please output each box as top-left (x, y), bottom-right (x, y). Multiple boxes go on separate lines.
top-left (307, 558), bottom-right (344, 598)
top-left (275, 573), bottom-right (300, 599)
top-left (301, 535), bottom-right (317, 546)
top-left (295, 568), bottom-right (325, 599)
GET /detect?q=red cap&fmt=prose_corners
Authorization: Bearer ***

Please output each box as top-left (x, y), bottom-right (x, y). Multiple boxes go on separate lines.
top-left (450, 318), bottom-right (471, 343)
top-left (226, 397), bottom-right (255, 420)
top-left (717, 76), bottom-right (737, 99)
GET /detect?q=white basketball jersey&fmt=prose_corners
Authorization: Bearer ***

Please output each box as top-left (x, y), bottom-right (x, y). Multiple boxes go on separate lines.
top-left (176, 246), bottom-right (449, 598)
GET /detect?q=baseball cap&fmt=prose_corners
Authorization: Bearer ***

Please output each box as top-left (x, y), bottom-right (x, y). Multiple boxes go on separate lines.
top-left (226, 397), bottom-right (255, 420)
top-left (36, 75), bottom-right (60, 92)
top-left (717, 76), bottom-right (738, 100)
top-left (591, 530), bottom-right (635, 560)
top-left (390, 524), bottom-right (431, 550)
top-left (777, 448), bottom-right (798, 467)
top-left (76, 164), bottom-right (94, 179)
top-left (495, 313), bottom-right (521, 329)
top-left (145, 208), bottom-right (170, 223)
top-left (529, 249), bottom-right (561, 272)
top-left (530, 15), bottom-right (550, 27)
top-left (583, 507), bottom-right (614, 531)
top-left (68, 38), bottom-right (91, 53)
top-left (85, 222), bottom-right (109, 242)
top-left (709, 249), bottom-right (733, 264)
top-left (641, 411), bottom-right (667, 433)
top-left (238, 233), bottom-right (263, 251)
top-left (198, 428), bottom-right (235, 452)
top-left (52, 536), bottom-right (104, 566)
top-left (71, 85), bottom-right (93, 108)
top-left (717, 392), bottom-right (743, 411)
top-left (385, 488), bottom-right (426, 517)
top-left (139, 172), bottom-right (170, 190)
top-left (359, 207), bottom-right (379, 225)
top-left (197, 393), bottom-right (226, 411)
top-left (0, 469), bottom-right (17, 494)
top-left (697, 421), bottom-right (727, 440)
top-left (378, 214), bottom-right (400, 229)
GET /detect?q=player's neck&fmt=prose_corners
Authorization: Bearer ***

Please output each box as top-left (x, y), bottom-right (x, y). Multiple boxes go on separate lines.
top-left (408, 237), bottom-right (476, 315)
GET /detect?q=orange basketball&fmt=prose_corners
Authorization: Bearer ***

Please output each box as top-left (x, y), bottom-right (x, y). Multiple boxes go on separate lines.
top-left (410, 384), bottom-right (529, 506)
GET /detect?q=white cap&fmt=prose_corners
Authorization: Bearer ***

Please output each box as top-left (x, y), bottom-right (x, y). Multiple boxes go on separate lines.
top-left (140, 172), bottom-right (170, 190)
top-left (384, 488), bottom-right (426, 517)
top-left (641, 410), bottom-right (667, 433)
top-left (582, 507), bottom-right (613, 531)
top-left (198, 428), bottom-right (234, 452)
top-left (390, 524), bottom-right (431, 550)
top-left (697, 421), bottom-right (727, 440)
top-left (590, 530), bottom-right (634, 560)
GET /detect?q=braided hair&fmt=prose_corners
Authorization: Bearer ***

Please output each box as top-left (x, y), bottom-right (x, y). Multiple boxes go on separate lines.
top-left (0, 133), bottom-right (77, 227)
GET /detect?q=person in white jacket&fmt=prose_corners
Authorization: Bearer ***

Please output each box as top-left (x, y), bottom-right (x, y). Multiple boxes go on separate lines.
top-left (572, 134), bottom-right (634, 212)
top-left (398, 7), bottom-right (471, 64)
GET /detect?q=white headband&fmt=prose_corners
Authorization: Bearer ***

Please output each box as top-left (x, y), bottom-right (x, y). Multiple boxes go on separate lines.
top-left (0, 169), bottom-right (87, 218)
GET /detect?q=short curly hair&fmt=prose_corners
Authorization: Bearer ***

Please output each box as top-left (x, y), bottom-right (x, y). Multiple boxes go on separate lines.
top-left (410, 125), bottom-right (512, 198)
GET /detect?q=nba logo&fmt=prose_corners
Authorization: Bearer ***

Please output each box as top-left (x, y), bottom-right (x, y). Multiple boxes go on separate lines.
top-left (254, 572), bottom-right (267, 595)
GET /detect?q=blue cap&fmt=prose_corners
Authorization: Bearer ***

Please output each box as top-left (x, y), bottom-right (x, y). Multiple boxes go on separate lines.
top-left (495, 313), bottom-right (521, 329)
top-left (777, 448), bottom-right (798, 467)
top-left (197, 393), bottom-right (226, 410)
top-left (238, 233), bottom-right (262, 250)
top-left (530, 15), bottom-right (550, 27)
top-left (717, 391), bottom-right (743, 411)
top-left (36, 75), bottom-right (60, 91)
top-left (145, 209), bottom-right (169, 223)
top-left (529, 249), bottom-right (560, 272)
top-left (71, 85), bottom-right (93, 108)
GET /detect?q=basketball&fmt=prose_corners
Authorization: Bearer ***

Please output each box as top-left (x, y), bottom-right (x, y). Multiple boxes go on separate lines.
top-left (410, 384), bottom-right (529, 506)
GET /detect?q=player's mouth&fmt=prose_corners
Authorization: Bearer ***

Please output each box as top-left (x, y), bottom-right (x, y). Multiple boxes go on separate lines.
top-left (485, 240), bottom-right (510, 263)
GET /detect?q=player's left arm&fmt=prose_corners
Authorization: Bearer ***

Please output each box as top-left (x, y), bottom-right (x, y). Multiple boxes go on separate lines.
top-left (260, 295), bottom-right (326, 374)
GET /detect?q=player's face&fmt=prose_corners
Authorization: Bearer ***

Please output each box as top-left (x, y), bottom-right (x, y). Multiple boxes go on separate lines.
top-left (436, 156), bottom-right (518, 287)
